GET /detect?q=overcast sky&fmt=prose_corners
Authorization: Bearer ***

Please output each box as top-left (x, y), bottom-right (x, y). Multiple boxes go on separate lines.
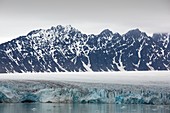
top-left (0, 0), bottom-right (170, 43)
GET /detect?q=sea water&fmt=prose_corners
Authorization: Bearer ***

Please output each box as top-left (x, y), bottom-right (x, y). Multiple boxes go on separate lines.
top-left (0, 103), bottom-right (170, 113)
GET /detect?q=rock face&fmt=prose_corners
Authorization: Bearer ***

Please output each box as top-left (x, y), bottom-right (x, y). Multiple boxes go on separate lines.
top-left (0, 25), bottom-right (169, 73)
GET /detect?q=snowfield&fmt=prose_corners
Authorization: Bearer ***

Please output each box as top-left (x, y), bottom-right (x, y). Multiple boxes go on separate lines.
top-left (0, 71), bottom-right (170, 104)
top-left (0, 71), bottom-right (170, 85)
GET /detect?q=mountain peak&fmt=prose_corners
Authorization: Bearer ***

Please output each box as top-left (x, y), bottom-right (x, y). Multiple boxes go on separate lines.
top-left (126, 28), bottom-right (141, 35)
top-left (64, 25), bottom-right (76, 32)
top-left (152, 33), bottom-right (170, 48)
top-left (0, 25), bottom-right (169, 73)
top-left (100, 29), bottom-right (113, 34)
top-left (99, 29), bottom-right (113, 38)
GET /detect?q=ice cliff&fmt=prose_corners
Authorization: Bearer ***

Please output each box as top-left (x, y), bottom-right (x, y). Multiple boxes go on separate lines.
top-left (0, 80), bottom-right (170, 105)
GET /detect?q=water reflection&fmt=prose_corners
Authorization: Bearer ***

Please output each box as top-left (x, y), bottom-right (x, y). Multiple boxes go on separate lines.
top-left (0, 103), bottom-right (169, 113)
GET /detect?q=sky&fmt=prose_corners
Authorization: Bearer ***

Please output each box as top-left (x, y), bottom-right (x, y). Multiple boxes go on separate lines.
top-left (0, 0), bottom-right (170, 44)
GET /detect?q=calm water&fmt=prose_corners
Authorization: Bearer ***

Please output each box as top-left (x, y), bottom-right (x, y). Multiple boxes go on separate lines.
top-left (0, 103), bottom-right (170, 113)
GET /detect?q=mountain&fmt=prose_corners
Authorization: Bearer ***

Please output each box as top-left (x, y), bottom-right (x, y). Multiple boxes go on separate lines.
top-left (0, 25), bottom-right (169, 73)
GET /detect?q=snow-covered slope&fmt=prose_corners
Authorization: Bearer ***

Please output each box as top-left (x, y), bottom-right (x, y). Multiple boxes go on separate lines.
top-left (0, 25), bottom-right (169, 73)
top-left (0, 72), bottom-right (170, 104)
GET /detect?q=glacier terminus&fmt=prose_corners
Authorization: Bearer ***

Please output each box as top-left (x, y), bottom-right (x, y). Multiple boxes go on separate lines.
top-left (0, 72), bottom-right (170, 105)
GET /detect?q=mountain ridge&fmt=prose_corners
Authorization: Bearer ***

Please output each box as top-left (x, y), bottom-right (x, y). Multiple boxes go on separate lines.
top-left (0, 25), bottom-right (169, 73)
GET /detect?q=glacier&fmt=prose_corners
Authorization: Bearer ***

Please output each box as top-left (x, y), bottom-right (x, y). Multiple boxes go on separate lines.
top-left (0, 80), bottom-right (170, 105)
top-left (0, 72), bottom-right (170, 105)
